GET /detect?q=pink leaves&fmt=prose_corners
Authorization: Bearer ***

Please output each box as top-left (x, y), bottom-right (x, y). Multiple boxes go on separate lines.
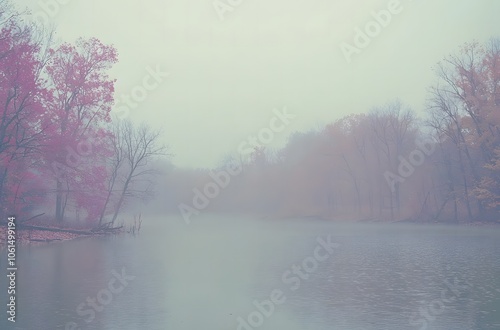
top-left (44, 37), bottom-right (118, 133)
top-left (41, 37), bottom-right (119, 223)
top-left (1, 2), bottom-right (119, 224)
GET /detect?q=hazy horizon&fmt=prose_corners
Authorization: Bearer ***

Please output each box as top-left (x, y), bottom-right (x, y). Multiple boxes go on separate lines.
top-left (13, 0), bottom-right (500, 169)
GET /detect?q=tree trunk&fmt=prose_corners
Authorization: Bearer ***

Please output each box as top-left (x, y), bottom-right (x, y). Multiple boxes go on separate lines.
top-left (56, 179), bottom-right (63, 222)
top-left (110, 175), bottom-right (132, 225)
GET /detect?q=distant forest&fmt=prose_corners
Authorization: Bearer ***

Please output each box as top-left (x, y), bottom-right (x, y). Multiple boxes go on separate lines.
top-left (166, 38), bottom-right (500, 225)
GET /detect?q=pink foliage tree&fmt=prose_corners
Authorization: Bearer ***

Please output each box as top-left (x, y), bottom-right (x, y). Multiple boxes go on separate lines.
top-left (42, 37), bottom-right (118, 223)
top-left (0, 6), bottom-right (49, 220)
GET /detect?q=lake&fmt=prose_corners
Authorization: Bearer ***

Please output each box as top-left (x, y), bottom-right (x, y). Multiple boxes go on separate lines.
top-left (1, 215), bottom-right (500, 329)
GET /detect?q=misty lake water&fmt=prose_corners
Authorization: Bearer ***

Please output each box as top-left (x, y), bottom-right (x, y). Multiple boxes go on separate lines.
top-left (1, 215), bottom-right (500, 330)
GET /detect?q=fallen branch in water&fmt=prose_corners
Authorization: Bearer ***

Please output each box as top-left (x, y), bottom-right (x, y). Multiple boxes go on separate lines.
top-left (91, 224), bottom-right (123, 232)
top-left (18, 224), bottom-right (124, 235)
top-left (18, 224), bottom-right (94, 235)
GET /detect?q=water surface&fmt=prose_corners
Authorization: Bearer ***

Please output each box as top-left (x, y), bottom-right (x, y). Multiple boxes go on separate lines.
top-left (1, 215), bottom-right (499, 329)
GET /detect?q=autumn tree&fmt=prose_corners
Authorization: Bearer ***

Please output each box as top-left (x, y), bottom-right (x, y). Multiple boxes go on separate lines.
top-left (324, 113), bottom-right (395, 218)
top-left (0, 1), bottom-right (49, 220)
top-left (42, 37), bottom-right (117, 223)
top-left (428, 38), bottom-right (500, 221)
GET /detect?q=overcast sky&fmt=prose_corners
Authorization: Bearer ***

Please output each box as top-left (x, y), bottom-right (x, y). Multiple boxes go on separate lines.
top-left (14, 0), bottom-right (500, 169)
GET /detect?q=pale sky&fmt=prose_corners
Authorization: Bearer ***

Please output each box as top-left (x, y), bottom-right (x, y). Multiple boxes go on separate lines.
top-left (14, 0), bottom-right (500, 168)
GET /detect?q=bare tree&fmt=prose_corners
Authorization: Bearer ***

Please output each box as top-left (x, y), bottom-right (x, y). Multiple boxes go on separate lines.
top-left (104, 120), bottom-right (169, 226)
top-left (369, 100), bottom-right (416, 220)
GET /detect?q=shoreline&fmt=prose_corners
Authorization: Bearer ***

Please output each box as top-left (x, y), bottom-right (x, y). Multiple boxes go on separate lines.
top-left (263, 213), bottom-right (500, 227)
top-left (0, 226), bottom-right (90, 246)
top-left (1, 215), bottom-right (499, 247)
top-left (0, 224), bottom-right (125, 247)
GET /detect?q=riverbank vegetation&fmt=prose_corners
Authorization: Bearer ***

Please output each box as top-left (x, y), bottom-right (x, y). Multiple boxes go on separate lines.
top-left (0, 1), bottom-right (168, 236)
top-left (1, 0), bottom-right (499, 234)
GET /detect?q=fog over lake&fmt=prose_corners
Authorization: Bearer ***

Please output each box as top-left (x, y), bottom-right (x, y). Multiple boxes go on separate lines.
top-left (1, 1), bottom-right (500, 329)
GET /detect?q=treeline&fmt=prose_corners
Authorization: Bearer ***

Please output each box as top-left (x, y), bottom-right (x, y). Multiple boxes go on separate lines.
top-left (161, 38), bottom-right (500, 224)
top-left (0, 1), bottom-right (167, 226)
top-left (2, 0), bottom-right (498, 225)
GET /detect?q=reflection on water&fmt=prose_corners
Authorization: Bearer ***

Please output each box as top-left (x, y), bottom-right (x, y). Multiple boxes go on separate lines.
top-left (1, 215), bottom-right (499, 329)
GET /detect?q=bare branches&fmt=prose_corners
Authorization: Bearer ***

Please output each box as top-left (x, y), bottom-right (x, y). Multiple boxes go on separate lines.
top-left (99, 119), bottom-right (169, 226)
